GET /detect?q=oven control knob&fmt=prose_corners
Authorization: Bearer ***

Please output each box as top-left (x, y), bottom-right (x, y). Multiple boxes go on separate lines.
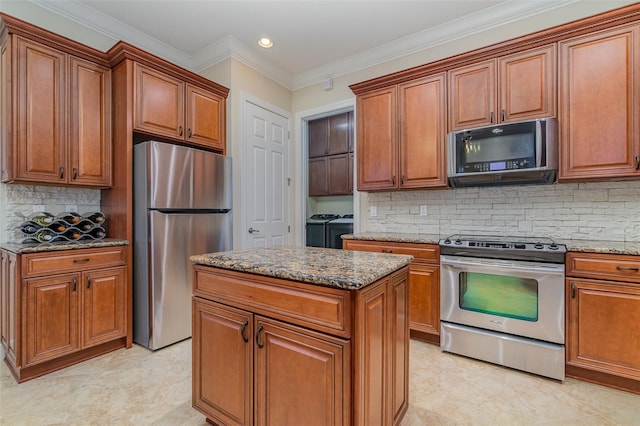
top-left (444, 238), bottom-right (451, 244)
top-left (534, 243), bottom-right (544, 249)
top-left (455, 239), bottom-right (462, 245)
top-left (549, 244), bottom-right (558, 250)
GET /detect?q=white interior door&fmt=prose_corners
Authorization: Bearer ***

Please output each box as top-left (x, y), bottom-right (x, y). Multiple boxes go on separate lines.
top-left (243, 99), bottom-right (290, 247)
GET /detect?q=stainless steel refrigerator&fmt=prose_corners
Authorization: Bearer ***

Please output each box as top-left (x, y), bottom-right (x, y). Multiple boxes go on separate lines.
top-left (133, 141), bottom-right (232, 350)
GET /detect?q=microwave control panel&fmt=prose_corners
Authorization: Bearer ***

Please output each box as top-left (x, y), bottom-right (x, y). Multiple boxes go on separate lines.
top-left (463, 158), bottom-right (533, 173)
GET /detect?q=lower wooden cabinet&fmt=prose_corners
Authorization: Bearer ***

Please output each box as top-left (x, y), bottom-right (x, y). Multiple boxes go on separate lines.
top-left (1, 245), bottom-right (128, 382)
top-left (565, 252), bottom-right (640, 394)
top-left (192, 264), bottom-right (409, 425)
top-left (343, 239), bottom-right (440, 344)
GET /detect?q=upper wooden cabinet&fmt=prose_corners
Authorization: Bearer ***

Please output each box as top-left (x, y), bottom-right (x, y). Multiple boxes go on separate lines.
top-left (0, 18), bottom-right (112, 188)
top-left (356, 73), bottom-right (447, 191)
top-left (448, 44), bottom-right (556, 131)
top-left (558, 23), bottom-right (640, 181)
top-left (308, 111), bottom-right (352, 158)
top-left (134, 63), bottom-right (225, 152)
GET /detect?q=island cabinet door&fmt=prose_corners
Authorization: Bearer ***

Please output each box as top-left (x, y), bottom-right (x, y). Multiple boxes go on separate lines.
top-left (192, 298), bottom-right (253, 426)
top-left (254, 316), bottom-right (350, 426)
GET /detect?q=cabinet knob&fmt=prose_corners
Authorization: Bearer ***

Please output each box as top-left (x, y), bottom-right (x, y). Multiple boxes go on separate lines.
top-left (188, 128), bottom-right (192, 138)
top-left (72, 277), bottom-right (77, 291)
top-left (635, 155), bottom-right (640, 171)
top-left (72, 168), bottom-right (78, 180)
top-left (179, 126), bottom-right (183, 136)
top-left (501, 110), bottom-right (506, 122)
top-left (255, 325), bottom-right (264, 349)
top-left (87, 275), bottom-right (92, 288)
top-left (59, 166), bottom-right (65, 179)
top-left (490, 111), bottom-right (494, 123)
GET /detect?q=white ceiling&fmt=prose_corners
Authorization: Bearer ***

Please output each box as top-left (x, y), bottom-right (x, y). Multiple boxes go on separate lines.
top-left (20, 0), bottom-right (586, 89)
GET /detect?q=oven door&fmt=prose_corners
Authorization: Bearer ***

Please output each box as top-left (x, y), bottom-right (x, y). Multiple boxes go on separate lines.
top-left (440, 255), bottom-right (565, 344)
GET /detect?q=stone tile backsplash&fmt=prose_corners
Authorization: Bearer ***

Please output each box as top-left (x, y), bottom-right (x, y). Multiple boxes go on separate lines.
top-left (364, 181), bottom-right (640, 242)
top-left (3, 184), bottom-right (101, 243)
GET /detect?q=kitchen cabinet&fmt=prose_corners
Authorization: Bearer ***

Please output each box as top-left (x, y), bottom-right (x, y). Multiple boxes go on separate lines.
top-left (308, 112), bottom-right (354, 196)
top-left (343, 239), bottom-right (441, 345)
top-left (1, 245), bottom-right (128, 382)
top-left (558, 23), bottom-right (640, 181)
top-left (0, 19), bottom-right (112, 187)
top-left (134, 63), bottom-right (225, 152)
top-left (565, 252), bottom-right (640, 394)
top-left (448, 44), bottom-right (556, 131)
top-left (192, 262), bottom-right (409, 425)
top-left (356, 73), bottom-right (447, 191)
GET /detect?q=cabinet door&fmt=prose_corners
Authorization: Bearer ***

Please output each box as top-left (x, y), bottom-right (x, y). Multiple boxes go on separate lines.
top-left (499, 44), bottom-right (556, 122)
top-left (69, 57), bottom-right (112, 187)
top-left (186, 84), bottom-right (225, 152)
top-left (308, 117), bottom-right (329, 158)
top-left (1, 38), bottom-right (10, 182)
top-left (399, 73), bottom-right (447, 188)
top-left (357, 87), bottom-right (398, 191)
top-left (328, 112), bottom-right (351, 155)
top-left (193, 298), bottom-right (253, 426)
top-left (408, 263), bottom-right (440, 337)
top-left (390, 270), bottom-right (409, 424)
top-left (559, 24), bottom-right (640, 180)
top-left (24, 274), bottom-right (80, 365)
top-left (15, 37), bottom-right (66, 184)
top-left (1, 251), bottom-right (18, 366)
top-left (134, 63), bottom-right (185, 140)
top-left (308, 157), bottom-right (328, 196)
top-left (448, 59), bottom-right (496, 131)
top-left (255, 317), bottom-right (348, 426)
top-left (328, 154), bottom-right (351, 195)
top-left (82, 267), bottom-right (126, 347)
top-left (567, 278), bottom-right (640, 380)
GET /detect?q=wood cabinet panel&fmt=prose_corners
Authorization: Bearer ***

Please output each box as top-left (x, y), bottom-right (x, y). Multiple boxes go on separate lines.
top-left (559, 24), bottom-right (640, 180)
top-left (343, 239), bottom-right (439, 262)
top-left (408, 263), bottom-right (440, 336)
top-left (1, 250), bottom-right (19, 366)
top-left (357, 87), bottom-right (397, 191)
top-left (186, 84), bottom-right (225, 151)
top-left (24, 274), bottom-right (80, 365)
top-left (308, 117), bottom-right (329, 158)
top-left (328, 112), bottom-right (351, 155)
top-left (566, 252), bottom-right (640, 283)
top-left (390, 270), bottom-right (409, 424)
top-left (15, 37), bottom-right (66, 183)
top-left (82, 266), bottom-right (126, 347)
top-left (69, 57), bottom-right (112, 186)
top-left (448, 59), bottom-right (496, 130)
top-left (308, 156), bottom-right (328, 196)
top-left (192, 298), bottom-right (253, 426)
top-left (22, 246), bottom-right (126, 278)
top-left (328, 154), bottom-right (351, 195)
top-left (399, 73), bottom-right (447, 188)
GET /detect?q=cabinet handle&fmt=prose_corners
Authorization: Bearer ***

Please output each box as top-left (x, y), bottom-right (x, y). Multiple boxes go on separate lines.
top-left (400, 175), bottom-right (404, 185)
top-left (188, 128), bottom-right (192, 138)
top-left (72, 168), bottom-right (78, 180)
top-left (571, 282), bottom-right (576, 299)
top-left (382, 249), bottom-right (392, 253)
top-left (179, 126), bottom-right (183, 136)
top-left (59, 166), bottom-right (65, 179)
top-left (73, 277), bottom-right (77, 292)
top-left (635, 155), bottom-right (640, 171)
top-left (241, 320), bottom-right (249, 343)
top-left (87, 275), bottom-right (92, 288)
top-left (73, 258), bottom-right (91, 264)
top-left (392, 175), bottom-right (396, 185)
top-left (490, 111), bottom-right (494, 123)
top-left (501, 110), bottom-right (505, 122)
top-left (616, 266), bottom-right (639, 272)
top-left (255, 325), bottom-right (264, 349)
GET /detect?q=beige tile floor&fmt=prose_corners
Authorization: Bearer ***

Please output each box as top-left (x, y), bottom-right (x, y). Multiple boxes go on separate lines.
top-left (1, 339), bottom-right (639, 425)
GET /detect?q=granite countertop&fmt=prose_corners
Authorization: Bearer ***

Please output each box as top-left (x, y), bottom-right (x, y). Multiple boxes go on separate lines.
top-left (0, 238), bottom-right (129, 254)
top-left (342, 232), bottom-right (640, 256)
top-left (190, 245), bottom-right (413, 290)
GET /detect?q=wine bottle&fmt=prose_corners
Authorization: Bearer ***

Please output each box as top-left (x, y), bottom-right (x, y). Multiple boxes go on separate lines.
top-left (20, 222), bottom-right (39, 234)
top-left (63, 229), bottom-right (82, 240)
top-left (29, 212), bottom-right (54, 226)
top-left (83, 212), bottom-right (106, 224)
top-left (87, 227), bottom-right (106, 239)
top-left (48, 222), bottom-right (67, 233)
top-left (77, 220), bottom-right (94, 231)
top-left (56, 213), bottom-right (81, 224)
top-left (34, 229), bottom-right (56, 243)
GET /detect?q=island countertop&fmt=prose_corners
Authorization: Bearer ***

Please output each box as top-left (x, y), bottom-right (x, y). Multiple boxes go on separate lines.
top-left (190, 245), bottom-right (413, 290)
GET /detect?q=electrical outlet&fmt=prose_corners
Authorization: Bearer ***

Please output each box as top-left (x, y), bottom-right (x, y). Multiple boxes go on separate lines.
top-left (370, 206), bottom-right (377, 217)
top-left (420, 205), bottom-right (428, 216)
top-left (33, 204), bottom-right (45, 212)
top-left (66, 204), bottom-right (78, 212)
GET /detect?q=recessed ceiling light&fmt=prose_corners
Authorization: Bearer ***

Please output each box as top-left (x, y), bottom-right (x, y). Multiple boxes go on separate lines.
top-left (258, 37), bottom-right (273, 48)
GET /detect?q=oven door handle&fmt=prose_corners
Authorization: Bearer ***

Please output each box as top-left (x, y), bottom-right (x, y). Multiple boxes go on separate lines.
top-left (440, 256), bottom-right (564, 274)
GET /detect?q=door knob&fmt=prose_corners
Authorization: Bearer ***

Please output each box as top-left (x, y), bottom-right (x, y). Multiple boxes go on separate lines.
top-left (248, 227), bottom-right (260, 234)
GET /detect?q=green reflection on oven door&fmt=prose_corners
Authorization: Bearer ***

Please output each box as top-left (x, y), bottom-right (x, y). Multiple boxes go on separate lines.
top-left (459, 272), bottom-right (538, 321)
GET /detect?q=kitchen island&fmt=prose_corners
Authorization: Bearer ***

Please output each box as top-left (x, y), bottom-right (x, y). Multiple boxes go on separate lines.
top-left (190, 246), bottom-right (412, 426)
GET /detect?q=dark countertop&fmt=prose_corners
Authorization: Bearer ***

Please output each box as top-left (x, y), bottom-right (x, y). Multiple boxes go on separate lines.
top-left (342, 232), bottom-right (640, 256)
top-left (0, 238), bottom-right (129, 254)
top-left (190, 245), bottom-right (413, 290)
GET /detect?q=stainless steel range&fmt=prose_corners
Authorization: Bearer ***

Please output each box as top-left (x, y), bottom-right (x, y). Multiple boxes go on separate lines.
top-left (439, 234), bottom-right (566, 380)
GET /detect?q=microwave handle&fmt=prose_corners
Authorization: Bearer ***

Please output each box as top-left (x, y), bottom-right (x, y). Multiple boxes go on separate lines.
top-left (536, 120), bottom-right (543, 167)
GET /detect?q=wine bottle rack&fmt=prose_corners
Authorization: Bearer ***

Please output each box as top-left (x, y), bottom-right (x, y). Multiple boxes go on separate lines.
top-left (19, 211), bottom-right (107, 244)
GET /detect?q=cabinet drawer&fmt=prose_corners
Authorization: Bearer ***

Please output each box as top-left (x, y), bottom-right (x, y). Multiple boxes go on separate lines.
top-left (343, 240), bottom-right (439, 263)
top-left (566, 252), bottom-right (640, 283)
top-left (193, 266), bottom-right (352, 338)
top-left (22, 246), bottom-right (126, 278)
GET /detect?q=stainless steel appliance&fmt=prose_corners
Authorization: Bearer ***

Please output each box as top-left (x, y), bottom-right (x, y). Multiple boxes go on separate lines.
top-left (326, 214), bottom-right (354, 249)
top-left (447, 117), bottom-right (557, 188)
top-left (305, 214), bottom-right (340, 247)
top-left (439, 234), bottom-right (566, 380)
top-left (133, 141), bottom-right (232, 350)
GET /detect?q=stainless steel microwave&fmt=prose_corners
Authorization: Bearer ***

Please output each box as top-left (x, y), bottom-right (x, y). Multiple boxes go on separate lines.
top-left (447, 117), bottom-right (557, 188)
